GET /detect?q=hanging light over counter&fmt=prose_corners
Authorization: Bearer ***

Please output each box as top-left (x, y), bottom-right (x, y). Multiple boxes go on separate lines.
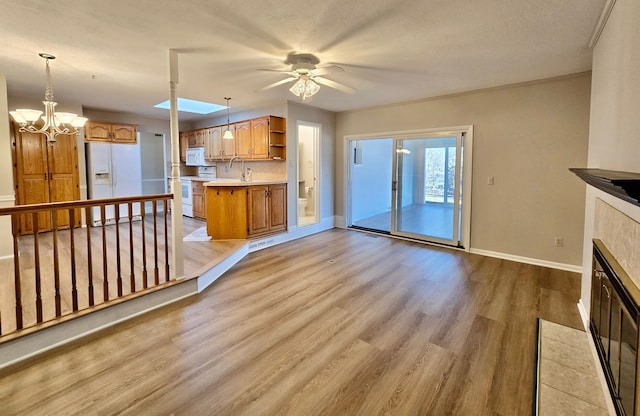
top-left (223, 97), bottom-right (234, 140)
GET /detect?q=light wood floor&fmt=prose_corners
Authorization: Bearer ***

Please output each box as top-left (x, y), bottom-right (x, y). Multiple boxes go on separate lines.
top-left (0, 228), bottom-right (583, 415)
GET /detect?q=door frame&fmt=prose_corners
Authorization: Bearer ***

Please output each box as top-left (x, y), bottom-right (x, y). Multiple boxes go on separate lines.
top-left (344, 125), bottom-right (473, 251)
top-left (296, 120), bottom-right (321, 227)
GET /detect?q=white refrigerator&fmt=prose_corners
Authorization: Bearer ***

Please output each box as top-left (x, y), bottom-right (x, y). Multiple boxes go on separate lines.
top-left (86, 141), bottom-right (142, 226)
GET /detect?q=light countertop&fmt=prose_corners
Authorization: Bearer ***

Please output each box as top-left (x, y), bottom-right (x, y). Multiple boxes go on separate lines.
top-left (204, 179), bottom-right (287, 187)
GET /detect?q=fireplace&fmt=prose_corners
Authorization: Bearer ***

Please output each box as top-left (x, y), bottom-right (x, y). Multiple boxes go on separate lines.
top-left (590, 239), bottom-right (639, 415)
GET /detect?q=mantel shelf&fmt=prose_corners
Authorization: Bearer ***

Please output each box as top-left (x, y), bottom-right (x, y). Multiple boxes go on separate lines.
top-left (570, 168), bottom-right (640, 208)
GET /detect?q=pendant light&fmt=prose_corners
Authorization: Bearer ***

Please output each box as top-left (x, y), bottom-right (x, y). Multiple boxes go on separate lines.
top-left (223, 97), bottom-right (234, 140)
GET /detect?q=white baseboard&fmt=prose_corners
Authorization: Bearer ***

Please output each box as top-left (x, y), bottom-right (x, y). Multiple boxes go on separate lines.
top-left (0, 280), bottom-right (198, 370)
top-left (334, 215), bottom-right (346, 228)
top-left (469, 248), bottom-right (582, 273)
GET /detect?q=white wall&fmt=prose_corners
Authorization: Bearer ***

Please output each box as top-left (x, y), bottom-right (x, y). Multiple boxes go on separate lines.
top-left (580, 0), bottom-right (640, 312)
top-left (336, 74), bottom-right (591, 267)
top-left (0, 76), bottom-right (14, 258)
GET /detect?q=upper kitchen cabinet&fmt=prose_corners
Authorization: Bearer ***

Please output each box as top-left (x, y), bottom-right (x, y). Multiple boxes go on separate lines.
top-left (236, 116), bottom-right (286, 160)
top-left (179, 131), bottom-right (188, 161)
top-left (267, 116), bottom-right (286, 160)
top-left (205, 126), bottom-right (222, 160)
top-left (84, 121), bottom-right (137, 144)
top-left (188, 129), bottom-right (205, 148)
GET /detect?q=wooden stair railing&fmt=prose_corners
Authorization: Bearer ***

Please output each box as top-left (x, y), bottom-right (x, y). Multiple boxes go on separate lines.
top-left (0, 194), bottom-right (173, 338)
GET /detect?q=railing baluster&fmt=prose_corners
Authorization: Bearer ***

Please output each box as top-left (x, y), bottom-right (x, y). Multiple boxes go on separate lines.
top-left (12, 214), bottom-right (23, 330)
top-left (164, 199), bottom-right (169, 282)
top-left (85, 206), bottom-right (94, 307)
top-left (52, 210), bottom-right (62, 317)
top-left (152, 200), bottom-right (159, 285)
top-left (32, 213), bottom-right (43, 323)
top-left (140, 201), bottom-right (148, 289)
top-left (101, 205), bottom-right (109, 302)
top-left (115, 204), bottom-right (122, 297)
top-left (0, 193), bottom-right (173, 337)
top-left (128, 202), bottom-right (135, 294)
top-left (69, 208), bottom-right (78, 311)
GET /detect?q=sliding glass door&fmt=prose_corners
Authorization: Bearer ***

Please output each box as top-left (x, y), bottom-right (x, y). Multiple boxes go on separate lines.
top-left (393, 134), bottom-right (463, 245)
top-left (348, 129), bottom-right (469, 248)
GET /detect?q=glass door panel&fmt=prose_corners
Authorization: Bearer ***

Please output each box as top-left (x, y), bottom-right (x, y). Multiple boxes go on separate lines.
top-left (350, 138), bottom-right (393, 233)
top-left (392, 134), bottom-right (462, 245)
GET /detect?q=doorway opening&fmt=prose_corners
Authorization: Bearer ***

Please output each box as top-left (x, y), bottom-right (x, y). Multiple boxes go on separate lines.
top-left (347, 126), bottom-right (473, 249)
top-left (297, 121), bottom-right (320, 227)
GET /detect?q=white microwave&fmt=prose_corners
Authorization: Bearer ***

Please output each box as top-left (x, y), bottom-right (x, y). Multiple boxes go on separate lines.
top-left (186, 147), bottom-right (205, 166)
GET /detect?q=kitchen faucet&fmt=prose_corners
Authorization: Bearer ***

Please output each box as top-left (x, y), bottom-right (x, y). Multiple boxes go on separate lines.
top-left (228, 155), bottom-right (246, 181)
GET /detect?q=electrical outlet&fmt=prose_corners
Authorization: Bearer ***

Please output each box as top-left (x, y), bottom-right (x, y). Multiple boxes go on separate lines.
top-left (487, 176), bottom-right (494, 185)
top-left (554, 237), bottom-right (564, 247)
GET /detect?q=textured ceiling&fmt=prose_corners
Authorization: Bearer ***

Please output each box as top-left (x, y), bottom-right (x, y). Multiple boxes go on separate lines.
top-left (0, 0), bottom-right (606, 121)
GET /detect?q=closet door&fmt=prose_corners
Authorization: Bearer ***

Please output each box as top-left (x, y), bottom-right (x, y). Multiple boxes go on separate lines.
top-left (13, 129), bottom-right (51, 233)
top-left (47, 134), bottom-right (81, 229)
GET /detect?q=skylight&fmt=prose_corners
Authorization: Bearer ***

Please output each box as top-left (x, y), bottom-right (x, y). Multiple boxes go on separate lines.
top-left (154, 98), bottom-right (227, 115)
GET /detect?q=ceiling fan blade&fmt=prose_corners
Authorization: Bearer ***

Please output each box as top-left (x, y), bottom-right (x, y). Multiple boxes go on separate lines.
top-left (314, 76), bottom-right (356, 94)
top-left (257, 68), bottom-right (298, 75)
top-left (310, 65), bottom-right (344, 76)
top-left (256, 76), bottom-right (298, 92)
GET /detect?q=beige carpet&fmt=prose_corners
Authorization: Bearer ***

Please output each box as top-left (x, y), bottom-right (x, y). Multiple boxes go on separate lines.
top-left (535, 319), bottom-right (612, 415)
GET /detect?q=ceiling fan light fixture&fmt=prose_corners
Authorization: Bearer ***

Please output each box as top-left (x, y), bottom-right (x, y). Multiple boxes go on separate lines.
top-left (289, 76), bottom-right (320, 100)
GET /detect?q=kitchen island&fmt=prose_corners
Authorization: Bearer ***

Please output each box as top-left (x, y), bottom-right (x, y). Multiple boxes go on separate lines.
top-left (204, 180), bottom-right (287, 240)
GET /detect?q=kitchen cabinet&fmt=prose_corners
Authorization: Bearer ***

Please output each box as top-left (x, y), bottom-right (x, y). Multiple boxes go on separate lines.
top-left (192, 180), bottom-right (206, 220)
top-left (205, 183), bottom-right (287, 239)
top-left (188, 129), bottom-right (205, 148)
top-left (236, 116), bottom-right (284, 160)
top-left (206, 186), bottom-right (248, 239)
top-left (85, 121), bottom-right (137, 144)
top-left (235, 121), bottom-right (252, 159)
top-left (179, 115), bottom-right (284, 162)
top-left (247, 184), bottom-right (287, 236)
top-left (179, 131), bottom-right (188, 162)
top-left (11, 124), bottom-right (81, 234)
top-left (267, 116), bottom-right (286, 160)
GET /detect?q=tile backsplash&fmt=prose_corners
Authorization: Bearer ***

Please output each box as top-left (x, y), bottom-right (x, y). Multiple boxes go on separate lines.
top-left (594, 198), bottom-right (640, 289)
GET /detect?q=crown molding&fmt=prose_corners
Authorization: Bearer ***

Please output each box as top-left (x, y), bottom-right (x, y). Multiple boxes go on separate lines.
top-left (588, 0), bottom-right (617, 48)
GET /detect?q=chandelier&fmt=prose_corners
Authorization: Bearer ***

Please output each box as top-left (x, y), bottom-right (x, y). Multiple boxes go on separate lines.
top-left (289, 75), bottom-right (320, 100)
top-left (10, 53), bottom-right (88, 142)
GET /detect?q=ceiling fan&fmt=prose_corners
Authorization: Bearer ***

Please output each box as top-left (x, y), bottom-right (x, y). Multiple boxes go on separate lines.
top-left (257, 52), bottom-right (356, 99)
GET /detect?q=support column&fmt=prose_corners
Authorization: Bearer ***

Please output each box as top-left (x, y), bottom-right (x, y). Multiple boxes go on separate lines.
top-left (168, 50), bottom-right (184, 279)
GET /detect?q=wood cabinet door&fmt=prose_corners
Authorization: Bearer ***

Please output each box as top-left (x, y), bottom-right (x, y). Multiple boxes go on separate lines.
top-left (251, 117), bottom-right (269, 159)
top-left (235, 121), bottom-right (252, 158)
top-left (192, 181), bottom-right (205, 219)
top-left (47, 134), bottom-right (81, 228)
top-left (222, 125), bottom-right (235, 159)
top-left (205, 127), bottom-right (222, 160)
top-left (14, 130), bottom-right (51, 233)
top-left (206, 187), bottom-right (247, 239)
top-left (188, 131), bottom-right (197, 148)
top-left (112, 124), bottom-right (137, 143)
top-left (179, 132), bottom-right (188, 161)
top-left (247, 185), bottom-right (269, 235)
top-left (84, 122), bottom-right (111, 142)
top-left (268, 184), bottom-right (287, 232)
